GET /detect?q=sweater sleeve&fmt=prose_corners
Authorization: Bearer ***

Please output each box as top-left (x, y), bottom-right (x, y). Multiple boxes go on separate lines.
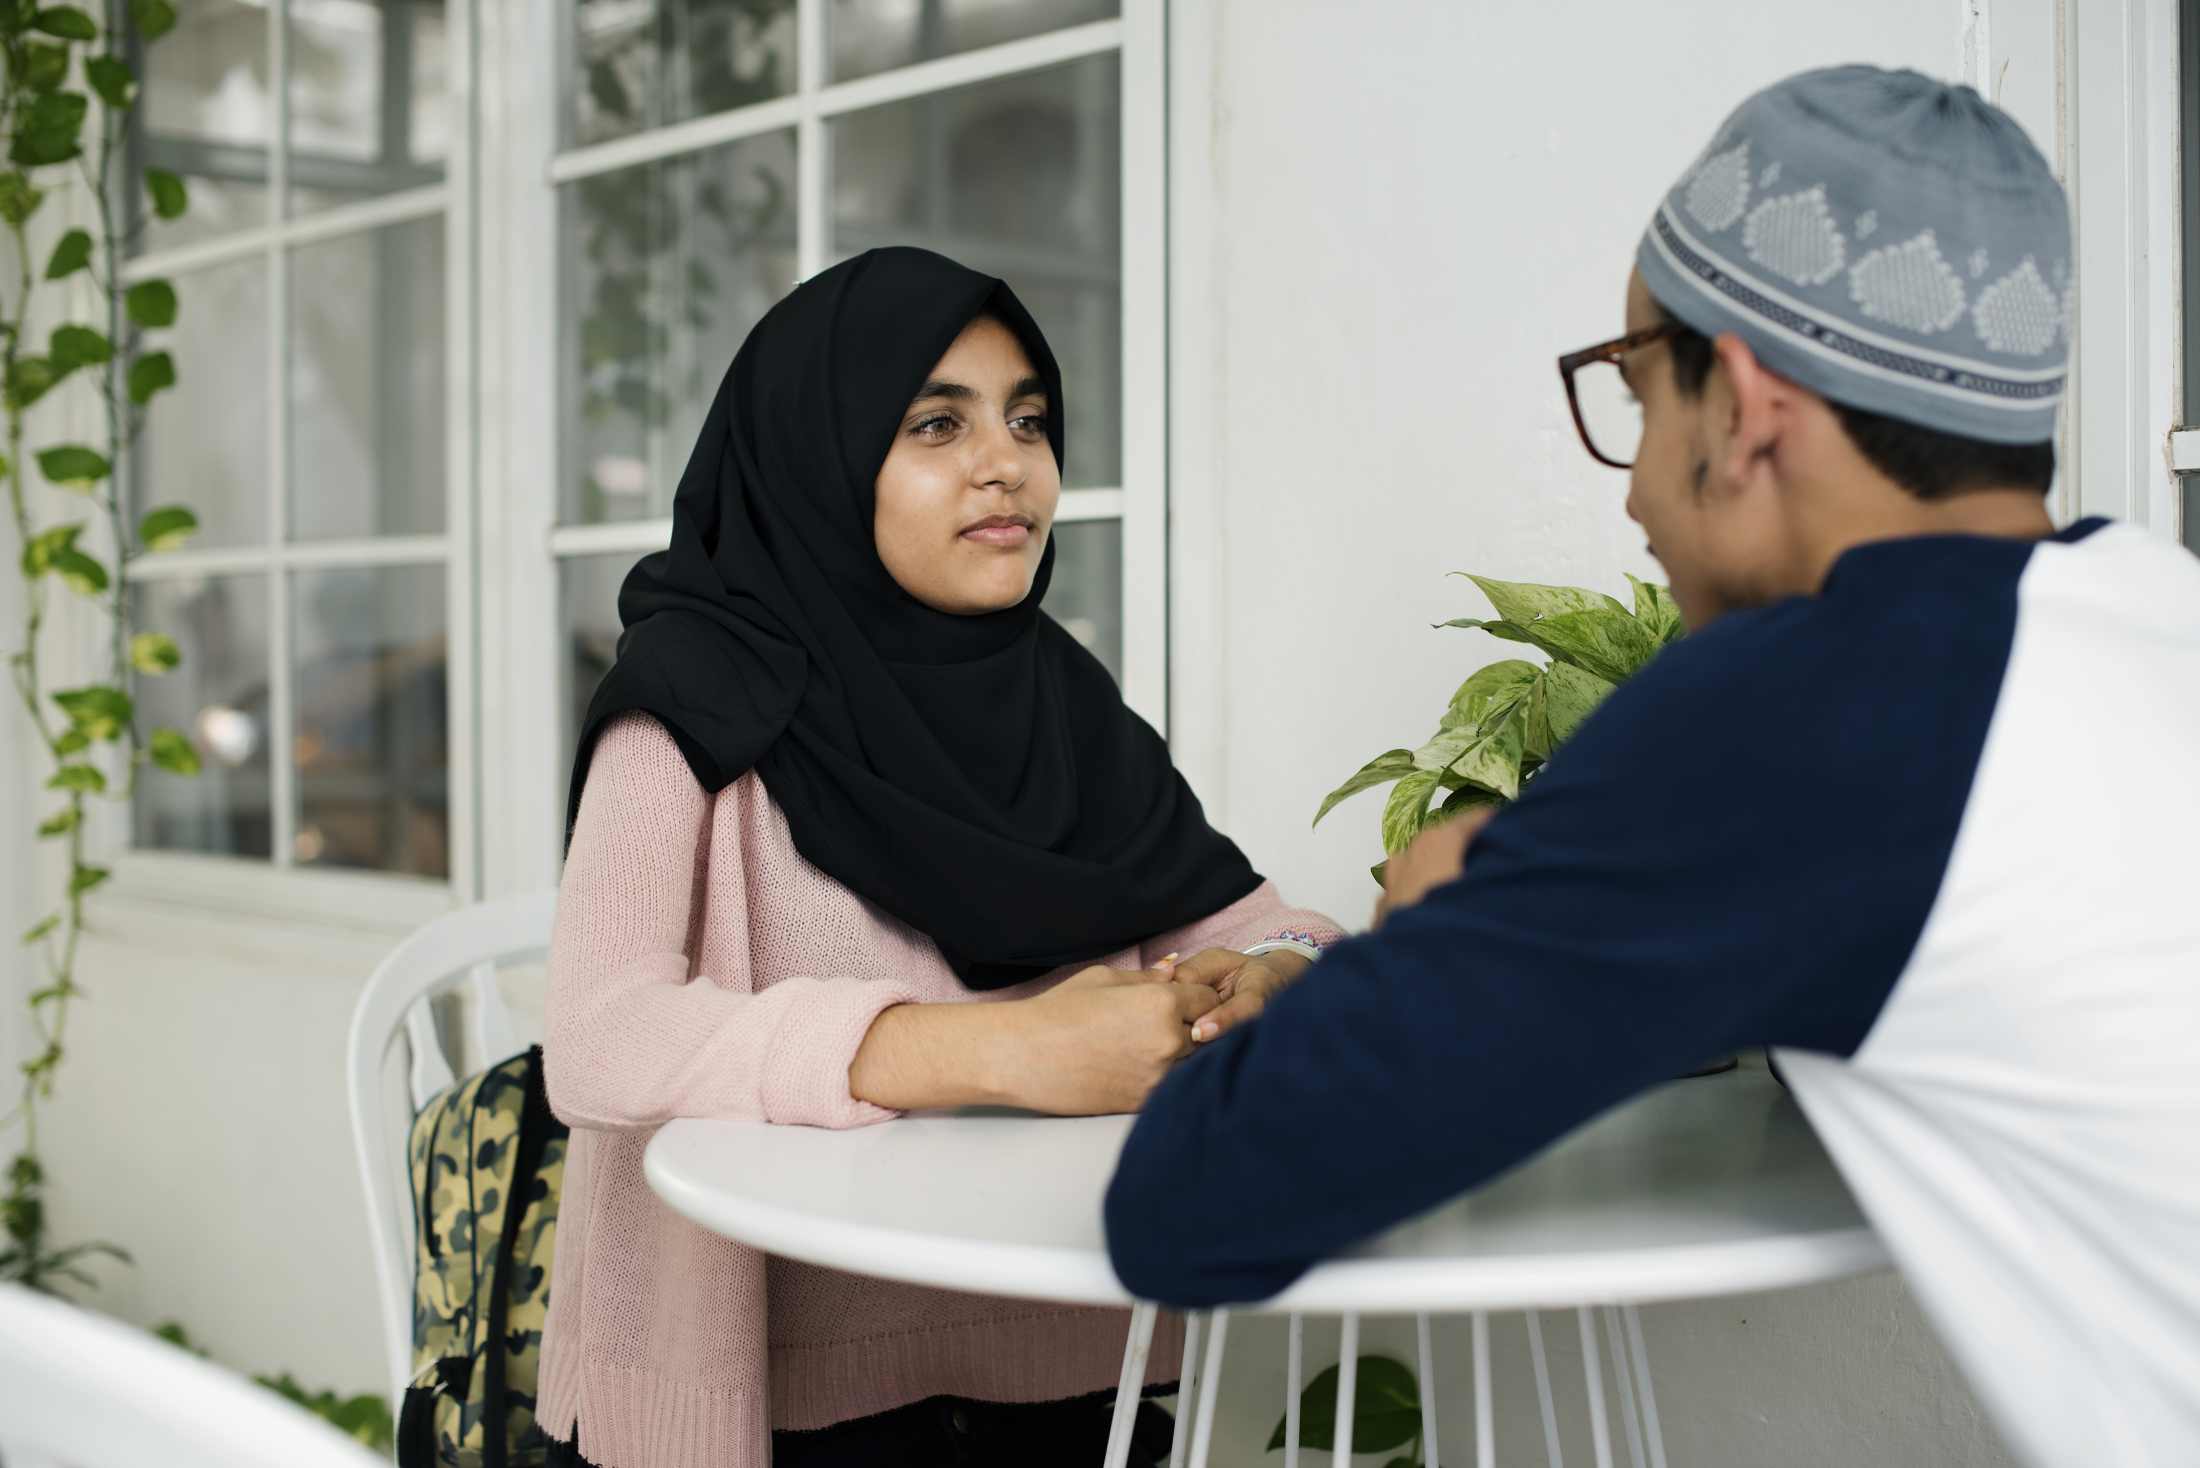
top-left (1139, 880), bottom-right (1349, 968)
top-left (544, 712), bottom-right (924, 1134)
top-left (1106, 583), bottom-right (2011, 1306)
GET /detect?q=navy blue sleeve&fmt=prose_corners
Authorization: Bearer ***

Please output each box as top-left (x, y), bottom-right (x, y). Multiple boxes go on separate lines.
top-left (1105, 541), bottom-right (2027, 1307)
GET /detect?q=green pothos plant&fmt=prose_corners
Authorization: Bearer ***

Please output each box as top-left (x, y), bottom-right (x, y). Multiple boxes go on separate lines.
top-left (1268, 1355), bottom-right (1429, 1467)
top-left (1316, 572), bottom-right (1686, 882)
top-left (3, 0), bottom-right (201, 1293)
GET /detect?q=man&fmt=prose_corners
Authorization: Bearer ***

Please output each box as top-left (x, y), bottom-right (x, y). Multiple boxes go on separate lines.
top-left (1105, 65), bottom-right (2200, 1466)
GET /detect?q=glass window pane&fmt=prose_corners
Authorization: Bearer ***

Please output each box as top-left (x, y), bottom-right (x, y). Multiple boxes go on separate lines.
top-left (566, 0), bottom-right (797, 151)
top-left (131, 575), bottom-right (274, 859)
top-left (287, 0), bottom-right (448, 216)
top-left (560, 553), bottom-right (631, 781)
top-left (560, 130), bottom-right (797, 525)
top-left (1042, 518), bottom-right (1120, 683)
top-left (293, 564), bottom-right (449, 878)
top-left (136, 0), bottom-right (271, 251)
top-left (830, 53), bottom-right (1120, 487)
top-left (830, 0), bottom-right (1116, 82)
top-left (291, 217), bottom-right (446, 539)
top-left (137, 258), bottom-right (269, 549)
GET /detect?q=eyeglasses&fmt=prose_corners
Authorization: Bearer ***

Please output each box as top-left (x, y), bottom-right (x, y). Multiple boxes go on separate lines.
top-left (1557, 323), bottom-right (1681, 469)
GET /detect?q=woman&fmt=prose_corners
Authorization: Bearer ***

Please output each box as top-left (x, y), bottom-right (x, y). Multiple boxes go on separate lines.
top-left (540, 247), bottom-right (1342, 1468)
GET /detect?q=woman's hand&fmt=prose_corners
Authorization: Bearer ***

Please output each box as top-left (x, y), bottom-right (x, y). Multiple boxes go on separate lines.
top-left (1168, 947), bottom-right (1314, 1044)
top-left (994, 963), bottom-right (1224, 1115)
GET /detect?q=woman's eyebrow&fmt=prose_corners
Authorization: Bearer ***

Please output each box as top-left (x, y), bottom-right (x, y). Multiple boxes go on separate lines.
top-left (909, 378), bottom-right (976, 403)
top-left (907, 376), bottom-right (1048, 405)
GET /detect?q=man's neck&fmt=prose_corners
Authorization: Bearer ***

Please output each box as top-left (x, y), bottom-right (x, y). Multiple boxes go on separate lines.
top-left (1798, 486), bottom-right (2057, 593)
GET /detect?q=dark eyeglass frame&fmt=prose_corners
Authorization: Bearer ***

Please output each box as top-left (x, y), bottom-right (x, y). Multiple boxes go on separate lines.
top-left (1557, 322), bottom-right (1682, 469)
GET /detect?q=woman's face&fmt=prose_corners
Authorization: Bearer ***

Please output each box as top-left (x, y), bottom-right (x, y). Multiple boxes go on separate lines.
top-left (874, 315), bottom-right (1061, 616)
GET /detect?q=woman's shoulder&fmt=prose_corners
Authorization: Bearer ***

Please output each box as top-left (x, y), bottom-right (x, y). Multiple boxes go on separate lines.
top-left (585, 712), bottom-right (763, 806)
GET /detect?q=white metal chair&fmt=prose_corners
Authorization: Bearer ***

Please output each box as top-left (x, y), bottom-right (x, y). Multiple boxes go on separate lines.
top-left (1109, 1304), bottom-right (1666, 1468)
top-left (345, 888), bottom-right (560, 1409)
top-left (0, 1282), bottom-right (388, 1468)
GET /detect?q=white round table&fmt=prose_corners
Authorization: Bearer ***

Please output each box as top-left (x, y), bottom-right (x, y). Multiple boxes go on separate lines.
top-left (646, 1056), bottom-right (1887, 1468)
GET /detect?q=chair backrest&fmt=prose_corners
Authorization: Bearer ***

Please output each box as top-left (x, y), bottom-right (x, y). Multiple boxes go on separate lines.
top-left (345, 888), bottom-right (560, 1407)
top-left (0, 1283), bottom-right (389, 1468)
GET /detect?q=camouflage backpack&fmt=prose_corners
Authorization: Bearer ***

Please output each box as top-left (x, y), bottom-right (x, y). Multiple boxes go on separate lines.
top-left (397, 1044), bottom-right (568, 1468)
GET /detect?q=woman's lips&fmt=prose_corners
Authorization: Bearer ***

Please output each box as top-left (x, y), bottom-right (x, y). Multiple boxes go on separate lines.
top-left (961, 523), bottom-right (1032, 547)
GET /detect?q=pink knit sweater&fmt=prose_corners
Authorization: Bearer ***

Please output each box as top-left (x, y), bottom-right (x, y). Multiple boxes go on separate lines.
top-left (538, 713), bottom-right (1345, 1468)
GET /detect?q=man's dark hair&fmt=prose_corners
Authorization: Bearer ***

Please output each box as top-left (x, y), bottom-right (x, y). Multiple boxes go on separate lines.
top-left (1655, 306), bottom-right (2055, 501)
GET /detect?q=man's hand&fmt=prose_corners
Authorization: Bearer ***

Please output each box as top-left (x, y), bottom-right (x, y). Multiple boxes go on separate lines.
top-left (1167, 946), bottom-right (1314, 1044)
top-left (1373, 806), bottom-right (1497, 928)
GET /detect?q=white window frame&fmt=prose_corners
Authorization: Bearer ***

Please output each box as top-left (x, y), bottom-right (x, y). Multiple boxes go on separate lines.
top-left (2060, 0), bottom-right (2182, 535)
top-left (476, 0), bottom-right (1167, 899)
top-left (90, 0), bottom-right (1166, 920)
top-left (99, 0), bottom-right (482, 931)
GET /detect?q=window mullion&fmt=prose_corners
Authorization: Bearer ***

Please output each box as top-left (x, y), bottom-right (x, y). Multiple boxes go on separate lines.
top-left (446, 0), bottom-right (484, 903)
top-left (267, 0), bottom-right (297, 870)
top-left (1118, 0), bottom-right (1167, 729)
top-left (796, 0), bottom-right (827, 279)
top-left (476, 0), bottom-right (565, 898)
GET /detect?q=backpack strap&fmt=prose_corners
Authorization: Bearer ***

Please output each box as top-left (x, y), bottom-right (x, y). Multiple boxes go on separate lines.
top-left (480, 1045), bottom-right (556, 1468)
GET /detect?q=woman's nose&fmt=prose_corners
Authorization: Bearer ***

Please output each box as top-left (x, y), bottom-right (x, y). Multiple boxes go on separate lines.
top-left (970, 418), bottom-right (1026, 491)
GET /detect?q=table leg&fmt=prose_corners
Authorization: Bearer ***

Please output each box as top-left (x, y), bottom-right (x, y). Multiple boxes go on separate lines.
top-left (1104, 1302), bottom-right (1158, 1468)
top-left (1602, 1307), bottom-right (1647, 1468)
top-left (1416, 1313), bottom-right (1441, 1468)
top-left (1621, 1306), bottom-right (1668, 1468)
top-left (1473, 1311), bottom-right (1494, 1468)
top-left (1577, 1307), bottom-right (1614, 1468)
top-left (1188, 1309), bottom-right (1230, 1468)
top-left (1335, 1315), bottom-right (1361, 1462)
top-left (1284, 1314), bottom-right (1303, 1468)
top-left (1168, 1312), bottom-right (1206, 1468)
top-left (1525, 1310), bottom-right (1564, 1468)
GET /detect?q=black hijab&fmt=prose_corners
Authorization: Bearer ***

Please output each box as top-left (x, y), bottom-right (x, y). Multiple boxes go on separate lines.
top-left (565, 247), bottom-right (1262, 988)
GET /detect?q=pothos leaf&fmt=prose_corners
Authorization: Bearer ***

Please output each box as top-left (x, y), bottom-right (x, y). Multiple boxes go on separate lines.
top-left (1313, 749), bottom-right (1415, 829)
top-left (148, 726), bottom-right (199, 775)
top-left (42, 226), bottom-right (90, 279)
top-left (143, 165), bottom-right (186, 218)
top-left (1442, 658), bottom-right (1541, 729)
top-left (32, 6), bottom-right (97, 41)
top-left (129, 0), bottom-right (176, 41)
top-left (126, 349), bottom-right (175, 404)
top-left (84, 54), bottom-right (134, 109)
top-left (1265, 1355), bottom-right (1423, 1454)
top-left (1380, 769), bottom-right (1442, 855)
top-left (138, 503), bottom-right (198, 551)
top-left (1458, 572), bottom-right (1628, 624)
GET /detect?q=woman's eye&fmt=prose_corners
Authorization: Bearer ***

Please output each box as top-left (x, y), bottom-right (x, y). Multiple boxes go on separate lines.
top-left (912, 413), bottom-right (958, 438)
top-left (1011, 413), bottom-right (1049, 435)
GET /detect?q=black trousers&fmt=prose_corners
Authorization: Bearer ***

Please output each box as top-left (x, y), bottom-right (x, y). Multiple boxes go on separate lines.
top-left (546, 1389), bottom-right (1177, 1467)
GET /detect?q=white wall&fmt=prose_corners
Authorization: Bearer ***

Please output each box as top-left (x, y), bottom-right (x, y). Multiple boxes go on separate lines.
top-left (0, 2), bottom-right (2163, 1464)
top-left (1161, 1), bottom-right (2080, 1463)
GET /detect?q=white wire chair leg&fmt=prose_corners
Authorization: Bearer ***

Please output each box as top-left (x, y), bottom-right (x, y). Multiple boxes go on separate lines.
top-left (1602, 1308), bottom-right (1648, 1468)
top-left (1335, 1315), bottom-right (1362, 1462)
top-left (1621, 1306), bottom-right (1669, 1468)
top-left (1525, 1310), bottom-right (1564, 1468)
top-left (1187, 1310), bottom-right (1231, 1468)
top-left (1577, 1307), bottom-right (1615, 1468)
top-left (1285, 1314), bottom-right (1304, 1468)
top-left (1168, 1312), bottom-right (1206, 1468)
top-left (1416, 1313), bottom-right (1441, 1468)
top-left (1104, 1302), bottom-right (1159, 1468)
top-left (1472, 1311), bottom-right (1494, 1468)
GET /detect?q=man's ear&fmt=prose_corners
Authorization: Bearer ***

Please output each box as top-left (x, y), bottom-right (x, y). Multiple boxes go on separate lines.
top-left (1710, 331), bottom-right (1793, 489)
